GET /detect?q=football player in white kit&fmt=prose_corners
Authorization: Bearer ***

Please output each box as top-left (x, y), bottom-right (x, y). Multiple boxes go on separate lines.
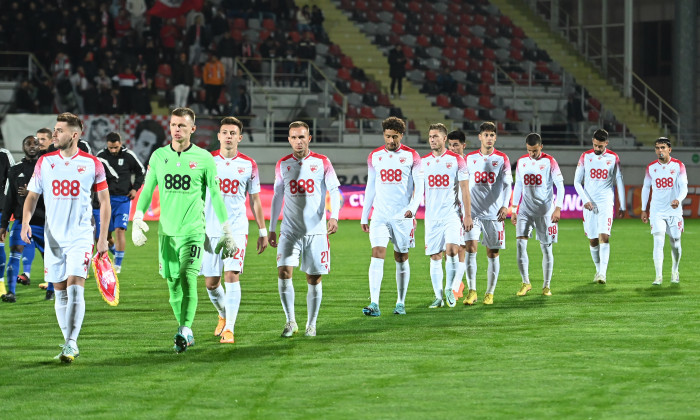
top-left (463, 122), bottom-right (512, 305)
top-left (573, 129), bottom-right (626, 284)
top-left (202, 117), bottom-right (268, 344)
top-left (361, 117), bottom-right (424, 316)
top-left (269, 121), bottom-right (341, 338)
top-left (640, 137), bottom-right (688, 285)
top-left (423, 123), bottom-right (472, 308)
top-left (22, 113), bottom-right (111, 363)
top-left (511, 133), bottom-right (564, 296)
top-left (447, 130), bottom-right (469, 299)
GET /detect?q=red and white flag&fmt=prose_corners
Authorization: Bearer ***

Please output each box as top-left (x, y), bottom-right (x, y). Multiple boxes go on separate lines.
top-left (148, 0), bottom-right (204, 19)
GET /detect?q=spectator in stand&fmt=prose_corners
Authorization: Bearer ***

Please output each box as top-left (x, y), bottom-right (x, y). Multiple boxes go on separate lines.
top-left (218, 31), bottom-right (238, 79)
top-left (15, 80), bottom-right (36, 113)
top-left (240, 35), bottom-right (257, 72)
top-left (36, 78), bottom-right (55, 114)
top-left (281, 43), bottom-right (298, 87)
top-left (259, 36), bottom-right (279, 85)
top-left (95, 68), bottom-right (113, 106)
top-left (52, 51), bottom-right (72, 82)
top-left (114, 9), bottom-right (132, 39)
top-left (159, 19), bottom-right (180, 62)
top-left (186, 15), bottom-right (211, 66)
top-left (388, 44), bottom-right (406, 99)
top-left (297, 32), bottom-right (316, 87)
top-left (203, 52), bottom-right (226, 115)
top-left (310, 5), bottom-right (327, 41)
top-left (437, 67), bottom-right (457, 94)
top-left (567, 94), bottom-right (585, 140)
top-left (113, 65), bottom-right (138, 114)
top-left (126, 0), bottom-right (147, 36)
top-left (234, 85), bottom-right (254, 142)
top-left (134, 64), bottom-right (152, 114)
top-left (172, 52), bottom-right (195, 108)
top-left (210, 7), bottom-right (229, 42)
top-left (296, 5), bottom-right (311, 33)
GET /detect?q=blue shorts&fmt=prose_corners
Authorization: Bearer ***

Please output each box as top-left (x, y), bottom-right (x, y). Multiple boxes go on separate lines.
top-left (93, 208), bottom-right (101, 240)
top-left (10, 220), bottom-right (45, 253)
top-left (109, 195), bottom-right (131, 232)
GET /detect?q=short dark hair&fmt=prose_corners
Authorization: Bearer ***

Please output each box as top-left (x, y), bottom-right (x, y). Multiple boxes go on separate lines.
top-left (289, 120), bottom-right (309, 131)
top-left (22, 135), bottom-right (35, 146)
top-left (429, 123), bottom-right (447, 136)
top-left (36, 127), bottom-right (51, 136)
top-left (525, 133), bottom-right (542, 146)
top-left (221, 116), bottom-right (243, 132)
top-left (447, 130), bottom-right (466, 144)
top-left (592, 129), bottom-right (608, 141)
top-left (382, 116), bottom-right (405, 134)
top-left (479, 121), bottom-right (497, 134)
top-left (56, 112), bottom-right (83, 132)
top-left (655, 137), bottom-right (671, 147)
top-left (106, 132), bottom-right (121, 143)
top-left (172, 107), bottom-right (196, 124)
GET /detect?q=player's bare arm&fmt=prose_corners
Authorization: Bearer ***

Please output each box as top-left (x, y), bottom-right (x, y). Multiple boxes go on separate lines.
top-left (96, 189), bottom-right (111, 254)
top-left (249, 192), bottom-right (269, 254)
top-left (671, 199), bottom-right (680, 209)
top-left (21, 190), bottom-right (40, 244)
top-left (327, 218), bottom-right (338, 234)
top-left (269, 231), bottom-right (278, 248)
top-left (551, 207), bottom-right (561, 223)
top-left (361, 223), bottom-right (369, 233)
top-left (128, 188), bottom-right (137, 200)
top-left (460, 179), bottom-right (473, 231)
top-left (404, 210), bottom-right (413, 218)
top-left (18, 184), bottom-right (27, 197)
top-left (641, 210), bottom-right (649, 223)
top-left (497, 206), bottom-right (507, 222)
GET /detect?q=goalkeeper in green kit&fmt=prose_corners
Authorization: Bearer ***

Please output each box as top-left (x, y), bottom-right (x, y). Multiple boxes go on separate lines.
top-left (131, 107), bottom-right (237, 353)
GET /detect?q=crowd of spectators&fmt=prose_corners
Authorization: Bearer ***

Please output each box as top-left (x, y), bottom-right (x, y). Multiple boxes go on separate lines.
top-left (1, 0), bottom-right (328, 116)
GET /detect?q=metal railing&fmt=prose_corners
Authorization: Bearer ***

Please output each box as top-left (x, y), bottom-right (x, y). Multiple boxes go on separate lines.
top-left (528, 0), bottom-right (681, 141)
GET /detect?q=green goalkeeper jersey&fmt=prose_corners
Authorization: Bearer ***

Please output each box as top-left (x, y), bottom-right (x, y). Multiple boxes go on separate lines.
top-left (136, 144), bottom-right (228, 236)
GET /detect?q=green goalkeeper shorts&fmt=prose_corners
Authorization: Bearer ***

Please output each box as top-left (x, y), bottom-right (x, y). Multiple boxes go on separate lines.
top-left (158, 234), bottom-right (205, 279)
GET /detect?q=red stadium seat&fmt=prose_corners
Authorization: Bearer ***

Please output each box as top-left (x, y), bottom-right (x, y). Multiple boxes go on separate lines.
top-left (478, 84), bottom-right (492, 96)
top-left (157, 64), bottom-right (172, 77)
top-left (340, 55), bottom-right (354, 69)
top-left (394, 11), bottom-right (406, 24)
top-left (232, 18), bottom-right (246, 30)
top-left (333, 93), bottom-right (344, 106)
top-left (464, 108), bottom-right (479, 120)
top-left (481, 70), bottom-right (494, 84)
top-left (349, 80), bottom-right (364, 94)
top-left (479, 95), bottom-right (496, 109)
top-left (377, 93), bottom-right (392, 106)
top-left (588, 110), bottom-right (599, 122)
top-left (510, 48), bottom-right (523, 61)
top-left (337, 67), bottom-right (352, 81)
top-left (360, 106), bottom-right (376, 119)
top-left (436, 95), bottom-right (450, 108)
top-left (347, 105), bottom-right (359, 118)
top-left (345, 118), bottom-right (358, 133)
top-left (365, 81), bottom-right (380, 94)
top-left (425, 70), bottom-right (437, 81)
top-left (391, 22), bottom-right (405, 35)
top-left (262, 19), bottom-right (275, 31)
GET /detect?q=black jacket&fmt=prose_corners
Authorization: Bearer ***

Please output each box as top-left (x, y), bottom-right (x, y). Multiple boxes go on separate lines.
top-left (95, 146), bottom-right (146, 196)
top-left (1, 157), bottom-right (45, 229)
top-left (0, 148), bottom-right (16, 211)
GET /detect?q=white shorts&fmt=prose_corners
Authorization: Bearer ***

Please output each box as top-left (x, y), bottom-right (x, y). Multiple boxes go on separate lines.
top-left (277, 233), bottom-right (330, 275)
top-left (425, 216), bottom-right (465, 255)
top-left (650, 216), bottom-right (684, 239)
top-left (464, 218), bottom-right (505, 249)
top-left (582, 205), bottom-right (614, 239)
top-left (516, 212), bottom-right (558, 244)
top-left (44, 241), bottom-right (94, 283)
top-left (369, 218), bottom-right (416, 253)
top-left (200, 234), bottom-right (248, 276)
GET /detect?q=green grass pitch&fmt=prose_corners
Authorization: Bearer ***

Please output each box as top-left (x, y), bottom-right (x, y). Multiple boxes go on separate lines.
top-left (1, 219), bottom-right (699, 419)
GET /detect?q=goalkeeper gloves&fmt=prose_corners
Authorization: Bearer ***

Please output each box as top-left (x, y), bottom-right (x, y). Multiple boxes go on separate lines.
top-left (131, 210), bottom-right (149, 246)
top-left (215, 221), bottom-right (238, 258)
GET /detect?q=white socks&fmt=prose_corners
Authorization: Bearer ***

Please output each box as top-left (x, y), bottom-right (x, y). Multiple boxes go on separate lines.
top-left (54, 289), bottom-right (69, 341)
top-left (466, 252), bottom-right (477, 290)
top-left (453, 260), bottom-right (466, 293)
top-left (368, 257), bottom-right (384, 304)
top-left (486, 256), bottom-right (500, 294)
top-left (670, 237), bottom-right (682, 274)
top-left (590, 245), bottom-right (600, 273)
top-left (207, 284), bottom-right (226, 319)
top-left (306, 282), bottom-right (322, 329)
top-left (429, 259), bottom-right (443, 299)
top-left (445, 255), bottom-right (458, 292)
top-left (541, 243), bottom-right (553, 288)
top-left (278, 278), bottom-right (295, 322)
top-left (396, 260), bottom-right (410, 304)
top-left (65, 285), bottom-right (85, 345)
top-left (599, 243), bottom-right (610, 277)
top-left (516, 239), bottom-right (530, 284)
top-left (224, 282), bottom-right (241, 332)
top-left (653, 233), bottom-right (665, 278)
